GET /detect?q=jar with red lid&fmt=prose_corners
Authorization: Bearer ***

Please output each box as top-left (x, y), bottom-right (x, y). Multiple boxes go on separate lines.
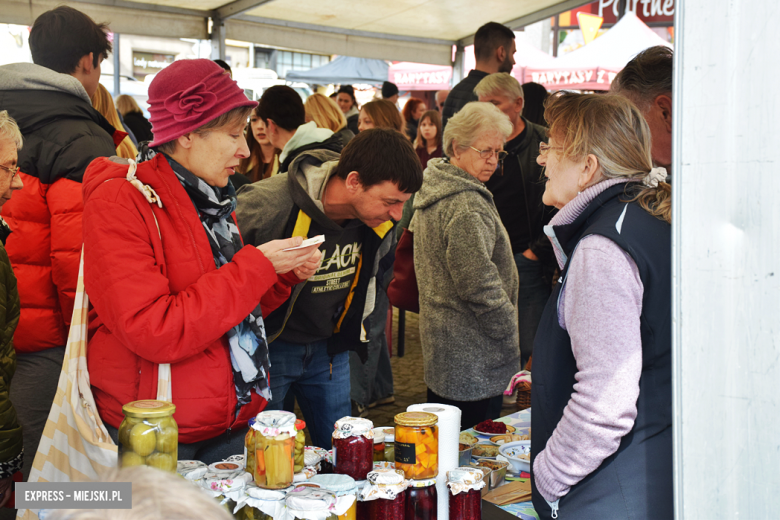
top-left (447, 467), bottom-right (485, 520)
top-left (359, 468), bottom-right (408, 520)
top-left (372, 428), bottom-right (386, 462)
top-left (333, 417), bottom-right (374, 481)
top-left (405, 478), bottom-right (437, 520)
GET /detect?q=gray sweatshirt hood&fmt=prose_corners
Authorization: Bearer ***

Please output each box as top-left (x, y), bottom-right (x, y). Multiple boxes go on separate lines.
top-left (0, 63), bottom-right (91, 104)
top-left (414, 157), bottom-right (494, 211)
top-left (287, 148), bottom-right (346, 233)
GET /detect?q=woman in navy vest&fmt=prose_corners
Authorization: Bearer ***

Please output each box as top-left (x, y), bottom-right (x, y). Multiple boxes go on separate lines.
top-left (530, 92), bottom-right (672, 519)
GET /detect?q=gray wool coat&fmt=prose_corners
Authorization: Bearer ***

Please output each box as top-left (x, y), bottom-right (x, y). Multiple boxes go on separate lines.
top-left (412, 158), bottom-right (520, 402)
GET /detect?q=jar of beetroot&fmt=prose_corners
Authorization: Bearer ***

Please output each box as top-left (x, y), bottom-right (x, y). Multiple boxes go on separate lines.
top-left (333, 417), bottom-right (374, 481)
top-left (359, 468), bottom-right (409, 520)
top-left (447, 467), bottom-right (485, 520)
top-left (405, 478), bottom-right (437, 520)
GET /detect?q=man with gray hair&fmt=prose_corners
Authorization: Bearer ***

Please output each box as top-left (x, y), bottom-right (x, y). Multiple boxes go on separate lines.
top-left (475, 73), bottom-right (555, 372)
top-left (611, 46), bottom-right (673, 177)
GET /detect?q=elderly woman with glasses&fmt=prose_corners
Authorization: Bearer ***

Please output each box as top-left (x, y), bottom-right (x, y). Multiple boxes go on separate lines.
top-left (412, 101), bottom-right (520, 429)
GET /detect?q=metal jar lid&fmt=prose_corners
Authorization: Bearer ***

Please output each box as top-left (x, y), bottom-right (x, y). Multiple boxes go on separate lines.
top-left (122, 400), bottom-right (175, 419)
top-left (394, 411), bottom-right (437, 427)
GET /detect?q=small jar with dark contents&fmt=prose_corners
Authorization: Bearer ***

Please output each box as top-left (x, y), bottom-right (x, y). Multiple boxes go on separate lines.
top-left (332, 417), bottom-right (374, 481)
top-left (405, 478), bottom-right (437, 520)
top-left (359, 468), bottom-right (408, 520)
top-left (447, 467), bottom-right (486, 520)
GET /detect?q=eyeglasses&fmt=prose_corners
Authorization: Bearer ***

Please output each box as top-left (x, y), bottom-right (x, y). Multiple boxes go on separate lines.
top-left (469, 146), bottom-right (508, 161)
top-left (0, 164), bottom-right (19, 181)
top-left (539, 143), bottom-right (564, 156)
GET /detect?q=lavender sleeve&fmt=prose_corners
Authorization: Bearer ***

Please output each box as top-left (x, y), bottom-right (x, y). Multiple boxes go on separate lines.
top-left (533, 234), bottom-right (644, 503)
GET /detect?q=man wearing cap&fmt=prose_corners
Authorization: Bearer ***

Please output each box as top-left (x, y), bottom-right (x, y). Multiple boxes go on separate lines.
top-left (382, 81), bottom-right (400, 104)
top-left (236, 128), bottom-right (423, 449)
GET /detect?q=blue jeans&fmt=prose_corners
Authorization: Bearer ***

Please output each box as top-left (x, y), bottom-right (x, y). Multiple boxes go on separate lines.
top-left (515, 253), bottom-right (552, 368)
top-left (266, 339), bottom-right (351, 449)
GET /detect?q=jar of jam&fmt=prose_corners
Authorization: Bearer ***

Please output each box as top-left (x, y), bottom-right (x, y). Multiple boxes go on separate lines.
top-left (355, 481), bottom-right (369, 520)
top-left (118, 400), bottom-right (178, 472)
top-left (405, 478), bottom-right (437, 520)
top-left (285, 486), bottom-right (339, 520)
top-left (310, 473), bottom-right (358, 520)
top-left (447, 467), bottom-right (486, 520)
top-left (382, 427), bottom-right (395, 462)
top-left (294, 419), bottom-right (306, 473)
top-left (394, 412), bottom-right (438, 479)
top-left (333, 417), bottom-right (374, 481)
top-left (372, 428), bottom-right (386, 462)
top-left (359, 468), bottom-right (409, 520)
top-left (253, 411), bottom-right (297, 489)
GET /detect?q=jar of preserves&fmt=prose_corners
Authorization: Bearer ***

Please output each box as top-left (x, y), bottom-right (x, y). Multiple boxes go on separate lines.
top-left (447, 467), bottom-right (485, 520)
top-left (177, 460), bottom-right (208, 482)
top-left (359, 468), bottom-right (409, 520)
top-left (310, 473), bottom-right (358, 520)
top-left (405, 478), bottom-right (437, 520)
top-left (245, 417), bottom-right (257, 481)
top-left (332, 417), bottom-right (374, 481)
top-left (381, 427), bottom-right (395, 462)
top-left (372, 428), bottom-right (386, 462)
top-left (119, 400), bottom-right (178, 472)
top-left (200, 469), bottom-right (252, 514)
top-left (235, 486), bottom-right (286, 520)
top-left (285, 486), bottom-right (339, 520)
top-left (253, 411), bottom-right (297, 489)
top-left (394, 412), bottom-right (438, 479)
top-left (294, 419), bottom-right (306, 473)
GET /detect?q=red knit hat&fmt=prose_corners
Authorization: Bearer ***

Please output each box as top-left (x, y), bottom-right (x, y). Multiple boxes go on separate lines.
top-left (147, 59), bottom-right (257, 148)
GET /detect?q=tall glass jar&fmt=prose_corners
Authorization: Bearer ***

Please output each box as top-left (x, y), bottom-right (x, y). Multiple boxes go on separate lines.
top-left (372, 429), bottom-right (386, 462)
top-left (394, 412), bottom-right (438, 479)
top-left (118, 400), bottom-right (178, 472)
top-left (405, 478), bottom-right (437, 520)
top-left (245, 417), bottom-right (257, 481)
top-left (447, 467), bottom-right (485, 520)
top-left (332, 417), bottom-right (374, 481)
top-left (381, 427), bottom-right (395, 462)
top-left (310, 473), bottom-right (358, 520)
top-left (294, 419), bottom-right (306, 473)
top-left (359, 468), bottom-right (409, 520)
top-left (253, 411), bottom-right (297, 489)
top-left (285, 486), bottom-right (339, 520)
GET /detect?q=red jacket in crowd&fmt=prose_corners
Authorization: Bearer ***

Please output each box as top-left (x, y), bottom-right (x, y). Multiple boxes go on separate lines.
top-left (82, 154), bottom-right (297, 442)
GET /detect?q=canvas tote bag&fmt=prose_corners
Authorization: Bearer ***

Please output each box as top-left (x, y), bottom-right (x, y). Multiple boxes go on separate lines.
top-left (19, 161), bottom-right (171, 519)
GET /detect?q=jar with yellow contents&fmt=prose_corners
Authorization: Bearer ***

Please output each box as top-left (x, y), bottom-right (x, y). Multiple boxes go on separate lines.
top-left (118, 400), bottom-right (178, 472)
top-left (253, 411), bottom-right (296, 489)
top-left (394, 412), bottom-right (438, 479)
top-left (310, 473), bottom-right (358, 520)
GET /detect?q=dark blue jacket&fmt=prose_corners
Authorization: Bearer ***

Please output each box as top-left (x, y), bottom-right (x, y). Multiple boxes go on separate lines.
top-left (531, 183), bottom-right (673, 519)
top-left (442, 69), bottom-right (489, 131)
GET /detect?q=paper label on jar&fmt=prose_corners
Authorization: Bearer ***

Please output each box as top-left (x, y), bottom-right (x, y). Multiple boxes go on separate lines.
top-left (394, 441), bottom-right (416, 465)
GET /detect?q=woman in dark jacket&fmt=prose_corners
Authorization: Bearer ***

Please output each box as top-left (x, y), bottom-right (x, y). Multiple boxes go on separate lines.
top-left (0, 111), bottom-right (26, 506)
top-left (335, 85), bottom-right (359, 135)
top-left (402, 98), bottom-right (426, 141)
top-left (116, 94), bottom-right (154, 143)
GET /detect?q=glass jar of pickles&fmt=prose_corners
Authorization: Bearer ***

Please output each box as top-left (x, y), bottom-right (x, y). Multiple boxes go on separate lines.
top-left (294, 419), bottom-right (306, 473)
top-left (285, 486), bottom-right (339, 520)
top-left (245, 417), bottom-right (257, 481)
top-left (447, 467), bottom-right (485, 520)
top-left (118, 400), bottom-right (178, 472)
top-left (332, 417), bottom-right (374, 481)
top-left (394, 412), bottom-right (438, 479)
top-left (372, 429), bottom-right (386, 462)
top-left (359, 468), bottom-right (409, 520)
top-left (310, 473), bottom-right (358, 520)
top-left (253, 411), bottom-right (297, 489)
top-left (405, 478), bottom-right (437, 520)
top-left (234, 486), bottom-right (286, 520)
top-left (382, 427), bottom-right (395, 462)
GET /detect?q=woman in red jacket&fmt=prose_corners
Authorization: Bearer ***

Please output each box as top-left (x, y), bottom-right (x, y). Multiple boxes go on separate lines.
top-left (82, 59), bottom-right (322, 462)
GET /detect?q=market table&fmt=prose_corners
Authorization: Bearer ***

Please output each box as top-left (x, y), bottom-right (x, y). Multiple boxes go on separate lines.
top-left (462, 408), bottom-right (539, 520)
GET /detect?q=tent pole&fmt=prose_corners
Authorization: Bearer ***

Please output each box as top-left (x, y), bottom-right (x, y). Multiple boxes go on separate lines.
top-left (210, 16), bottom-right (227, 61)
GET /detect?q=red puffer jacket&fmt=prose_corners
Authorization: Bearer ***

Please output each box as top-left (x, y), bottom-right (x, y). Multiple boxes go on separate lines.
top-left (82, 154), bottom-right (298, 443)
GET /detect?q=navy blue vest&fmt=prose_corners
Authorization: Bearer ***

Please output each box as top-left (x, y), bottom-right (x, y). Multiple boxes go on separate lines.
top-left (530, 183), bottom-right (673, 519)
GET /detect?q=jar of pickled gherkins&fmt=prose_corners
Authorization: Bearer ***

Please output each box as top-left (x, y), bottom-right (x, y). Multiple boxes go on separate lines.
top-left (285, 486), bottom-right (339, 520)
top-left (372, 429), bottom-right (386, 462)
top-left (394, 412), bottom-right (438, 479)
top-left (310, 474), bottom-right (358, 520)
top-left (294, 420), bottom-right (306, 473)
top-left (332, 417), bottom-right (374, 481)
top-left (405, 478), bottom-right (437, 520)
top-left (359, 468), bottom-right (409, 520)
top-left (252, 411), bottom-right (297, 489)
top-left (447, 467), bottom-right (485, 520)
top-left (234, 486), bottom-right (286, 520)
top-left (381, 427), bottom-right (395, 462)
top-left (245, 417), bottom-right (257, 481)
top-left (119, 400), bottom-right (178, 472)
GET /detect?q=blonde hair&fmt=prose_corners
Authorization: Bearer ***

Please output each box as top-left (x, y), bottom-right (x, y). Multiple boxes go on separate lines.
top-left (0, 111), bottom-right (23, 149)
top-left (92, 84), bottom-right (138, 160)
top-left (544, 92), bottom-right (671, 223)
top-left (115, 94), bottom-right (143, 116)
top-left (46, 466), bottom-right (233, 520)
top-left (360, 100), bottom-right (405, 133)
top-left (305, 93), bottom-right (347, 132)
top-left (443, 101), bottom-right (512, 157)
top-left (474, 72), bottom-right (524, 101)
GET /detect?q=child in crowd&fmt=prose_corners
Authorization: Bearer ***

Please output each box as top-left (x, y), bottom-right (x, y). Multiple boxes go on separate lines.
top-left (414, 110), bottom-right (443, 168)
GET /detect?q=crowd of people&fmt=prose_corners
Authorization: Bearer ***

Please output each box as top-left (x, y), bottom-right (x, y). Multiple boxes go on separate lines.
top-left (0, 4), bottom-right (676, 519)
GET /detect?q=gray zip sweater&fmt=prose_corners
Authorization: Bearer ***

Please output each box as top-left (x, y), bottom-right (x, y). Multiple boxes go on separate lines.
top-left (413, 158), bottom-right (520, 401)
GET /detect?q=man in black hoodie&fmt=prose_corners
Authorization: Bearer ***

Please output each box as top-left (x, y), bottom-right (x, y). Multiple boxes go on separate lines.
top-left (0, 6), bottom-right (116, 483)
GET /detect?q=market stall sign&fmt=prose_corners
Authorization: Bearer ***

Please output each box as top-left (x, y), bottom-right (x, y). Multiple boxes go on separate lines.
top-left (565, 0), bottom-right (674, 26)
top-left (525, 67), bottom-right (619, 91)
top-left (133, 51), bottom-right (175, 80)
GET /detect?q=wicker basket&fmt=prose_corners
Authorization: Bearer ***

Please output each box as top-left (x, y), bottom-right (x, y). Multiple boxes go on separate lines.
top-left (515, 380), bottom-right (532, 410)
